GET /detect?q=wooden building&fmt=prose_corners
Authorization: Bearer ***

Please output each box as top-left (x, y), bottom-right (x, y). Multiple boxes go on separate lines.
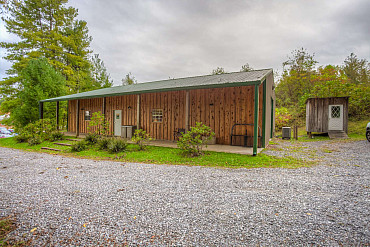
top-left (40, 69), bottom-right (275, 155)
top-left (306, 97), bottom-right (349, 137)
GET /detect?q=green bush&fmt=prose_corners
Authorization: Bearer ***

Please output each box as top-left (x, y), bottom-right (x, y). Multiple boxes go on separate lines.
top-left (16, 118), bottom-right (56, 142)
top-left (97, 137), bottom-right (111, 150)
top-left (107, 138), bottom-right (128, 153)
top-left (275, 107), bottom-right (294, 132)
top-left (28, 136), bottom-right (42, 146)
top-left (131, 129), bottom-right (153, 150)
top-left (71, 141), bottom-right (88, 152)
top-left (85, 133), bottom-right (100, 145)
top-left (49, 131), bottom-right (64, 141)
top-left (177, 122), bottom-right (215, 157)
top-left (14, 134), bottom-right (30, 143)
top-left (87, 111), bottom-right (110, 136)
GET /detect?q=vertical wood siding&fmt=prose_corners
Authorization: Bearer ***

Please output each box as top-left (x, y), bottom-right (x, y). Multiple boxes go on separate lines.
top-left (306, 97), bottom-right (349, 133)
top-left (140, 91), bottom-right (186, 141)
top-left (67, 85), bottom-right (265, 147)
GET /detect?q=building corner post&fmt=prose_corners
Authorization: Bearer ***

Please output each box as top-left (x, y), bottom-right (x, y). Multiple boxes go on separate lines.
top-left (253, 83), bottom-right (259, 156)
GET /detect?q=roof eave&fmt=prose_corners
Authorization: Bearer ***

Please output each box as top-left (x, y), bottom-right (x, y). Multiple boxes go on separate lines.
top-left (40, 80), bottom-right (263, 103)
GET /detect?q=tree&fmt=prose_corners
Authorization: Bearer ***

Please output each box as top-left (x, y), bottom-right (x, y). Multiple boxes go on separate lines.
top-left (90, 54), bottom-right (113, 88)
top-left (343, 53), bottom-right (370, 85)
top-left (122, 72), bottom-right (137, 85)
top-left (275, 48), bottom-right (318, 113)
top-left (211, 67), bottom-right (226, 75)
top-left (6, 57), bottom-right (66, 128)
top-left (240, 63), bottom-right (253, 72)
top-left (0, 0), bottom-right (99, 96)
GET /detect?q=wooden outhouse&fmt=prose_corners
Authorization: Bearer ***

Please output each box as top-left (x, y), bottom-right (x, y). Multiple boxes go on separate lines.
top-left (40, 69), bottom-right (275, 155)
top-left (306, 97), bottom-right (349, 137)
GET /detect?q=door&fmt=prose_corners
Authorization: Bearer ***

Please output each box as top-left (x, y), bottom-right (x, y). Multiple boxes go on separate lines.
top-left (328, 105), bottom-right (343, 131)
top-left (114, 110), bottom-right (122, 136)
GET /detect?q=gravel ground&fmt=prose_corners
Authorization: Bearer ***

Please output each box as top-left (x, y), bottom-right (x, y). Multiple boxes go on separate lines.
top-left (0, 140), bottom-right (369, 246)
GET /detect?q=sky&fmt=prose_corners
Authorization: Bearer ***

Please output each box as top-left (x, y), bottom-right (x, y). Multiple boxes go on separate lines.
top-left (1, 0), bottom-right (370, 85)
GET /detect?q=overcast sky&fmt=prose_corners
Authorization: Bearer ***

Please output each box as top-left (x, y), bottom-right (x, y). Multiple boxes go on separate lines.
top-left (1, 0), bottom-right (369, 85)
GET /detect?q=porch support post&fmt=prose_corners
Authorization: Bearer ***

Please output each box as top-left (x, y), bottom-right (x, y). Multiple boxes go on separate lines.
top-left (39, 102), bottom-right (44, 120)
top-left (253, 83), bottom-right (259, 156)
top-left (262, 79), bottom-right (266, 148)
top-left (76, 99), bottom-right (80, 137)
top-left (67, 101), bottom-right (69, 131)
top-left (102, 97), bottom-right (106, 115)
top-left (102, 97), bottom-right (106, 134)
top-left (185, 90), bottom-right (190, 131)
top-left (56, 101), bottom-right (59, 130)
top-left (136, 94), bottom-right (141, 129)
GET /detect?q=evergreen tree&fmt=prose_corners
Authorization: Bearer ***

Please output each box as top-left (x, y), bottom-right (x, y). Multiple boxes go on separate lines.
top-left (0, 0), bottom-right (101, 95)
top-left (122, 72), bottom-right (137, 85)
top-left (90, 54), bottom-right (113, 88)
top-left (7, 57), bottom-right (66, 128)
top-left (240, 63), bottom-right (253, 72)
top-left (276, 48), bottom-right (318, 111)
top-left (343, 53), bottom-right (370, 85)
top-left (211, 67), bottom-right (226, 75)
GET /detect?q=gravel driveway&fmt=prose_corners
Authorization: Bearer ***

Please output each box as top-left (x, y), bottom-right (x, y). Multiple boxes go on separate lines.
top-left (1, 140), bottom-right (369, 246)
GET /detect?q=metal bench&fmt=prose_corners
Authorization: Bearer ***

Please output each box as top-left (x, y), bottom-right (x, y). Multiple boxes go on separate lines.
top-left (230, 123), bottom-right (261, 147)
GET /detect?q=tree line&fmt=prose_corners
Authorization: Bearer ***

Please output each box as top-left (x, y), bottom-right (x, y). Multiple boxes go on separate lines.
top-left (276, 48), bottom-right (370, 124)
top-left (0, 0), bottom-right (112, 128)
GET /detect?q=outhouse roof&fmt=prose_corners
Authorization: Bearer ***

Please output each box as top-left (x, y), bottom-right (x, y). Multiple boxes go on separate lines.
top-left (41, 69), bottom-right (273, 102)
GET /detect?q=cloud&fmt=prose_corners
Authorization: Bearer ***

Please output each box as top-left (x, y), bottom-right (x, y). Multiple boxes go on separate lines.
top-left (1, 0), bottom-right (369, 85)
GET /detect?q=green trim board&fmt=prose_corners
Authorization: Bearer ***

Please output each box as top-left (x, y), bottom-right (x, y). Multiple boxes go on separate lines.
top-left (262, 79), bottom-right (266, 148)
top-left (253, 84), bottom-right (259, 156)
top-left (271, 98), bottom-right (274, 138)
top-left (40, 69), bottom-right (272, 103)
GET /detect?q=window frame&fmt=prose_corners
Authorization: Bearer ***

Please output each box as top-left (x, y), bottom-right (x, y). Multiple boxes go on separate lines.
top-left (152, 109), bottom-right (163, 123)
top-left (84, 110), bottom-right (91, 121)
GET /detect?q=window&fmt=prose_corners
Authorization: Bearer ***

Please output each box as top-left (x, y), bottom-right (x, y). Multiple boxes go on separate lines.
top-left (84, 111), bottom-right (91, 121)
top-left (331, 106), bottom-right (340, 118)
top-left (152, 109), bottom-right (163, 123)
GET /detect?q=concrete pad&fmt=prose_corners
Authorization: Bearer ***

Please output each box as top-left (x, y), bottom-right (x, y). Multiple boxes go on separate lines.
top-left (64, 132), bottom-right (264, 155)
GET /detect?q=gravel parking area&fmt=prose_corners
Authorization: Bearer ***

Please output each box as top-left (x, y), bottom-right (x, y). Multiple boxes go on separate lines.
top-left (1, 140), bottom-right (369, 246)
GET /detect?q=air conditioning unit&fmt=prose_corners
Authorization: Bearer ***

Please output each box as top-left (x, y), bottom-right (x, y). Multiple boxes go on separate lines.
top-left (282, 127), bottom-right (291, 140)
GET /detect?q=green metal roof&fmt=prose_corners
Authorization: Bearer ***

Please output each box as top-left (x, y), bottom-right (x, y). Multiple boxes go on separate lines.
top-left (41, 69), bottom-right (273, 102)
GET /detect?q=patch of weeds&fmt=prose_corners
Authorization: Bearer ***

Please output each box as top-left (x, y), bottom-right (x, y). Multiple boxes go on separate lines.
top-left (49, 131), bottom-right (64, 142)
top-left (0, 215), bottom-right (26, 246)
top-left (107, 138), bottom-right (128, 153)
top-left (71, 141), bottom-right (88, 152)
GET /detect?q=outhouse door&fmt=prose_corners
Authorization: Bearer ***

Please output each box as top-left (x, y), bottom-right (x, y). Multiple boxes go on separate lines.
top-left (328, 105), bottom-right (343, 131)
top-left (114, 110), bottom-right (122, 136)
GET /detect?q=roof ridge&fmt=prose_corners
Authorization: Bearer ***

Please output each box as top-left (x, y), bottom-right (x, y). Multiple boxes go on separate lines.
top-left (136, 68), bottom-right (272, 86)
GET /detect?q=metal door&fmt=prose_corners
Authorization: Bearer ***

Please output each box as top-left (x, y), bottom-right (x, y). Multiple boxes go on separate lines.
top-left (328, 105), bottom-right (343, 131)
top-left (114, 110), bottom-right (122, 136)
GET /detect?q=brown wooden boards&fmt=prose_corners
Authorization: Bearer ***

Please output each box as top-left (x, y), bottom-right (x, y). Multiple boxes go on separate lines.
top-left (67, 85), bottom-right (265, 146)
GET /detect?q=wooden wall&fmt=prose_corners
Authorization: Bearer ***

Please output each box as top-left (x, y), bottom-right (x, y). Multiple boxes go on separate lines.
top-left (306, 97), bottom-right (349, 133)
top-left (68, 95), bottom-right (137, 135)
top-left (188, 85), bottom-right (262, 146)
top-left (68, 84), bottom-right (264, 146)
top-left (140, 91), bottom-right (186, 141)
top-left (105, 95), bottom-right (137, 134)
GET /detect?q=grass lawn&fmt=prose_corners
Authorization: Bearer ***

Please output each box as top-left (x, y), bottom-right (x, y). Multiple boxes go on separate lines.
top-left (0, 137), bottom-right (309, 169)
top-left (274, 118), bottom-right (368, 142)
